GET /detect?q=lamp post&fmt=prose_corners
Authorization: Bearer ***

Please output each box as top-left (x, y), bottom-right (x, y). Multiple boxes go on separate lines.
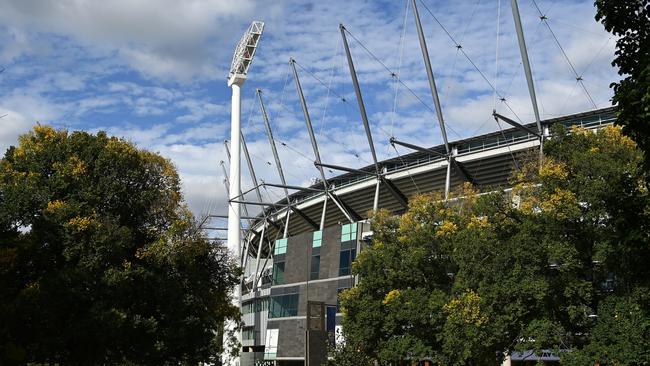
top-left (226, 20), bottom-right (264, 366)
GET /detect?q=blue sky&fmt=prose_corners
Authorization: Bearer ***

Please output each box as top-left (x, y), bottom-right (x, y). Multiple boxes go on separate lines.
top-left (0, 0), bottom-right (618, 217)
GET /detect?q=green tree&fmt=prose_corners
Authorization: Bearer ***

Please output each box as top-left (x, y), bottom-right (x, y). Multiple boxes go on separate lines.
top-left (339, 124), bottom-right (650, 365)
top-left (324, 334), bottom-right (374, 366)
top-left (562, 295), bottom-right (650, 365)
top-left (0, 126), bottom-right (240, 365)
top-left (544, 125), bottom-right (650, 365)
top-left (595, 0), bottom-right (650, 170)
top-left (338, 197), bottom-right (453, 365)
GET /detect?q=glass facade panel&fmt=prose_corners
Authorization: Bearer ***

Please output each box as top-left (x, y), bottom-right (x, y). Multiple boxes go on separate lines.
top-left (312, 230), bottom-right (323, 247)
top-left (264, 329), bottom-right (278, 359)
top-left (242, 300), bottom-right (253, 314)
top-left (272, 262), bottom-right (285, 285)
top-left (243, 327), bottom-right (255, 340)
top-left (338, 248), bottom-right (356, 276)
top-left (242, 298), bottom-right (269, 314)
top-left (310, 255), bottom-right (320, 280)
top-left (274, 238), bottom-right (288, 255)
top-left (269, 294), bottom-right (299, 318)
top-left (341, 223), bottom-right (357, 242)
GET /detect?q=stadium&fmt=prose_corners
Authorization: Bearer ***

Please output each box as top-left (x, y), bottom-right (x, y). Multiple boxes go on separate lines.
top-left (219, 1), bottom-right (617, 365)
top-left (230, 105), bottom-right (614, 366)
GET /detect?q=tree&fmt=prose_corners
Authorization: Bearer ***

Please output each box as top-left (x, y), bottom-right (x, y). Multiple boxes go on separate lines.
top-left (543, 125), bottom-right (650, 365)
top-left (595, 0), bottom-right (650, 170)
top-left (337, 196), bottom-right (452, 365)
top-left (0, 126), bottom-right (240, 365)
top-left (338, 124), bottom-right (650, 365)
top-left (324, 333), bottom-right (374, 366)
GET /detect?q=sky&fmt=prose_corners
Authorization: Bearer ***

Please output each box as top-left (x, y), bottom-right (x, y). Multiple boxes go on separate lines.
top-left (0, 0), bottom-right (619, 220)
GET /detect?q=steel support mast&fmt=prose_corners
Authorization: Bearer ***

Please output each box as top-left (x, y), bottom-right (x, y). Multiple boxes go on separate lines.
top-left (411, 0), bottom-right (453, 199)
top-left (511, 0), bottom-right (544, 159)
top-left (258, 89), bottom-right (292, 239)
top-left (340, 24), bottom-right (382, 211)
top-left (290, 58), bottom-right (355, 227)
top-left (240, 133), bottom-right (271, 291)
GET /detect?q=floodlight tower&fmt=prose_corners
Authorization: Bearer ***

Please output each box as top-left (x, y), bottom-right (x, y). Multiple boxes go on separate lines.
top-left (226, 20), bottom-right (263, 365)
top-left (226, 20), bottom-right (264, 275)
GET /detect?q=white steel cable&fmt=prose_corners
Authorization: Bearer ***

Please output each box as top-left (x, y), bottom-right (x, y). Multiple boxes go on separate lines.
top-left (442, 0), bottom-right (482, 109)
top-left (494, 0), bottom-right (501, 110)
top-left (531, 0), bottom-right (597, 108)
top-left (318, 40), bottom-right (342, 138)
top-left (418, 0), bottom-right (527, 125)
top-left (390, 0), bottom-right (410, 139)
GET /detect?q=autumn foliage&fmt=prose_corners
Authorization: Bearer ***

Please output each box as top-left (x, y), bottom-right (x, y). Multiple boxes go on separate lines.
top-left (0, 127), bottom-right (239, 365)
top-left (334, 125), bottom-right (650, 365)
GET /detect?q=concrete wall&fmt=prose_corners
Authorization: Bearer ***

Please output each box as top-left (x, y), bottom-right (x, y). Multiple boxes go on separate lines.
top-left (266, 222), bottom-right (364, 362)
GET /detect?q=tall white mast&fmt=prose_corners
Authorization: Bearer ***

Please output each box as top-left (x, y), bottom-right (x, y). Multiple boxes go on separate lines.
top-left (225, 20), bottom-right (264, 366)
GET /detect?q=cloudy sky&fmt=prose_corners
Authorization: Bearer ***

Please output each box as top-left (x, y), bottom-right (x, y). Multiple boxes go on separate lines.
top-left (0, 0), bottom-right (618, 219)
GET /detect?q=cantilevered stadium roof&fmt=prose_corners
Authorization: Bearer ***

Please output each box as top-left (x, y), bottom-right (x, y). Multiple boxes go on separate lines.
top-left (241, 106), bottom-right (615, 258)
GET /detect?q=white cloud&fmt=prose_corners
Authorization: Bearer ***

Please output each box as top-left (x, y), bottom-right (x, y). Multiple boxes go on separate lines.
top-left (0, 0), bottom-right (620, 218)
top-left (0, 108), bottom-right (34, 155)
top-left (0, 0), bottom-right (259, 81)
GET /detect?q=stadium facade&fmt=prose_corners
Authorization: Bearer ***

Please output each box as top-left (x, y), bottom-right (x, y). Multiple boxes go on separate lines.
top-left (235, 107), bottom-right (616, 366)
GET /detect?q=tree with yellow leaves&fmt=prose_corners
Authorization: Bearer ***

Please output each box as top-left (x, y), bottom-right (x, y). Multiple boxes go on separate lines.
top-left (0, 126), bottom-right (240, 365)
top-left (334, 124), bottom-right (650, 365)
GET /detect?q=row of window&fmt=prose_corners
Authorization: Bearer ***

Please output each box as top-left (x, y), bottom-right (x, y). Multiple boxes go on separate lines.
top-left (269, 293), bottom-right (299, 318)
top-left (267, 288), bottom-right (349, 321)
top-left (273, 248), bottom-right (354, 285)
top-left (242, 298), bottom-right (270, 314)
top-left (264, 305), bottom-right (347, 359)
top-left (273, 223), bottom-right (358, 254)
top-left (271, 224), bottom-right (359, 286)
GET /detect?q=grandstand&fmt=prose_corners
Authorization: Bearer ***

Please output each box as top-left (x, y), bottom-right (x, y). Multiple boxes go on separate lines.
top-left (235, 106), bottom-right (615, 366)
top-left (221, 0), bottom-right (615, 364)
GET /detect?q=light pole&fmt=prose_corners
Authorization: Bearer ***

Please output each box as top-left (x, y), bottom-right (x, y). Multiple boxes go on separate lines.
top-left (226, 20), bottom-right (264, 366)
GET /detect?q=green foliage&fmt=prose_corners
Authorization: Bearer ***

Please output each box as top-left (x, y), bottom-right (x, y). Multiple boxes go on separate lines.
top-left (338, 198), bottom-right (451, 364)
top-left (595, 0), bottom-right (650, 170)
top-left (324, 334), bottom-right (374, 366)
top-left (0, 126), bottom-right (240, 365)
top-left (339, 125), bottom-right (650, 365)
top-left (562, 295), bottom-right (650, 365)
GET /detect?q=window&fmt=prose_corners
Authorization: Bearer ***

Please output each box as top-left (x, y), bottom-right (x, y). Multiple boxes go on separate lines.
top-left (264, 329), bottom-right (279, 359)
top-left (272, 262), bottom-right (285, 285)
top-left (258, 298), bottom-right (269, 312)
top-left (243, 327), bottom-right (255, 340)
top-left (269, 294), bottom-right (299, 318)
top-left (242, 298), bottom-right (269, 314)
top-left (274, 238), bottom-right (288, 255)
top-left (341, 223), bottom-right (357, 242)
top-left (310, 255), bottom-right (320, 280)
top-left (312, 230), bottom-right (323, 247)
top-left (327, 305), bottom-right (337, 332)
top-left (242, 300), bottom-right (253, 314)
top-left (261, 271), bottom-right (272, 285)
top-left (339, 248), bottom-right (356, 276)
